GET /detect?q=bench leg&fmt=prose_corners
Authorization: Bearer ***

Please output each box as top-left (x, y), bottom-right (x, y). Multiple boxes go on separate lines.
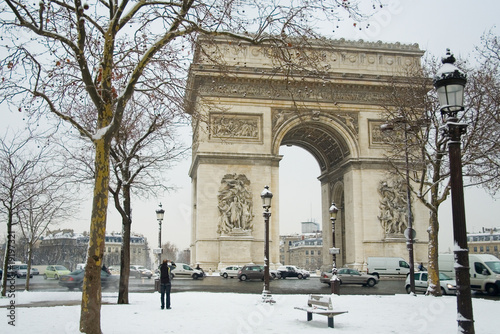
top-left (307, 312), bottom-right (312, 322)
top-left (328, 316), bottom-right (334, 328)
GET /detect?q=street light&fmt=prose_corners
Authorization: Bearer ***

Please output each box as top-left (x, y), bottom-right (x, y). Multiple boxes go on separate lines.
top-left (380, 116), bottom-right (417, 294)
top-left (433, 49), bottom-right (474, 334)
top-left (329, 202), bottom-right (340, 294)
top-left (260, 185), bottom-right (274, 303)
top-left (155, 203), bottom-right (165, 269)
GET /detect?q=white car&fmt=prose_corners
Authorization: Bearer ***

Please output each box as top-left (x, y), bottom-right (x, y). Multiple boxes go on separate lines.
top-left (171, 263), bottom-right (204, 279)
top-left (130, 265), bottom-right (152, 279)
top-left (406, 271), bottom-right (456, 295)
top-left (220, 265), bottom-right (242, 278)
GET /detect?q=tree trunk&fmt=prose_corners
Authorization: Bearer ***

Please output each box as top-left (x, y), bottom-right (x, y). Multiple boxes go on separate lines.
top-left (80, 138), bottom-right (111, 334)
top-left (25, 243), bottom-right (34, 291)
top-left (426, 209), bottom-right (441, 296)
top-left (1, 214), bottom-right (14, 297)
top-left (118, 184), bottom-right (132, 304)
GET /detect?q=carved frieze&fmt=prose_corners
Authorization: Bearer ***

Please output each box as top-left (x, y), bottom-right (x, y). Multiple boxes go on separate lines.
top-left (369, 120), bottom-right (385, 146)
top-left (217, 174), bottom-right (255, 236)
top-left (197, 76), bottom-right (388, 105)
top-left (209, 113), bottom-right (262, 142)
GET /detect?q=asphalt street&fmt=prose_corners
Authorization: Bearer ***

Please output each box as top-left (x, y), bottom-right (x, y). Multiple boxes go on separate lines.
top-left (10, 274), bottom-right (500, 300)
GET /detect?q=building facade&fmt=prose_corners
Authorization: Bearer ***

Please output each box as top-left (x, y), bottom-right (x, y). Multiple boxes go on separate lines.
top-left (467, 227), bottom-right (500, 258)
top-left (37, 229), bottom-right (151, 270)
top-left (280, 233), bottom-right (323, 271)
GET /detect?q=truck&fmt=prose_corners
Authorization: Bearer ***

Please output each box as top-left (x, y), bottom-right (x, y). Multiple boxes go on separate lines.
top-left (438, 253), bottom-right (500, 296)
top-left (366, 257), bottom-right (410, 278)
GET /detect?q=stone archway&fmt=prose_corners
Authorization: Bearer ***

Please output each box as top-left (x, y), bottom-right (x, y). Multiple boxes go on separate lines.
top-left (185, 36), bottom-right (429, 270)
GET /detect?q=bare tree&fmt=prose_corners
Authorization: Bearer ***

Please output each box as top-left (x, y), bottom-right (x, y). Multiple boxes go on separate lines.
top-left (0, 1), bottom-right (381, 332)
top-left (108, 109), bottom-right (187, 304)
top-left (0, 129), bottom-right (67, 295)
top-left (161, 241), bottom-right (179, 263)
top-left (380, 40), bottom-right (500, 296)
top-left (16, 177), bottom-right (76, 290)
top-left (465, 31), bottom-right (500, 192)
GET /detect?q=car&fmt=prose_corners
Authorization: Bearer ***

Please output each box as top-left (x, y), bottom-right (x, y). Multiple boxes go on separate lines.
top-left (59, 269), bottom-right (119, 290)
top-left (277, 265), bottom-right (310, 279)
top-left (406, 271), bottom-right (456, 295)
top-left (320, 268), bottom-right (378, 287)
top-left (31, 267), bottom-right (39, 275)
top-left (171, 263), bottom-right (204, 279)
top-left (237, 264), bottom-right (274, 281)
top-left (44, 265), bottom-right (71, 280)
top-left (220, 265), bottom-right (242, 278)
top-left (9, 264), bottom-right (33, 278)
top-left (130, 265), bottom-right (153, 279)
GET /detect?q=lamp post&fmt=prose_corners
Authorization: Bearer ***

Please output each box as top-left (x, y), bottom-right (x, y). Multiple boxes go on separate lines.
top-left (380, 117), bottom-right (416, 294)
top-left (329, 202), bottom-right (340, 294)
top-left (155, 203), bottom-right (165, 268)
top-left (260, 186), bottom-right (273, 303)
top-left (433, 49), bottom-right (474, 334)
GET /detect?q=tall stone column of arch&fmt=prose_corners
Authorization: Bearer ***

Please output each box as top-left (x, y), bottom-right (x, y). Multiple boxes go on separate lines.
top-left (185, 36), bottom-right (429, 271)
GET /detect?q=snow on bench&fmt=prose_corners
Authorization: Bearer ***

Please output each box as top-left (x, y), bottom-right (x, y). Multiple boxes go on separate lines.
top-left (294, 294), bottom-right (348, 328)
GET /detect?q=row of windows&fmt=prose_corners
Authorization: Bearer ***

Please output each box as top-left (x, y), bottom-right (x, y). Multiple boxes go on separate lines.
top-left (472, 246), bottom-right (499, 253)
top-left (304, 250), bottom-right (321, 255)
top-left (104, 237), bottom-right (145, 243)
top-left (468, 235), bottom-right (500, 242)
top-left (104, 247), bottom-right (142, 253)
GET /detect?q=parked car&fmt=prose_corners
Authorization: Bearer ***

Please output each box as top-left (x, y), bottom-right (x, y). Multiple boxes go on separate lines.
top-left (171, 263), bottom-right (204, 279)
top-left (220, 265), bottom-right (242, 278)
top-left (320, 268), bottom-right (378, 287)
top-left (9, 264), bottom-right (33, 278)
top-left (406, 271), bottom-right (457, 295)
top-left (237, 264), bottom-right (274, 281)
top-left (31, 267), bottom-right (39, 275)
top-left (130, 265), bottom-right (153, 279)
top-left (277, 265), bottom-right (310, 279)
top-left (44, 265), bottom-right (71, 280)
top-left (59, 269), bottom-right (119, 290)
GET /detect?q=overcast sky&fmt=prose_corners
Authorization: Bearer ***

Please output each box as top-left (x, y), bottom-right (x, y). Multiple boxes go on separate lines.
top-left (2, 0), bottom-right (500, 259)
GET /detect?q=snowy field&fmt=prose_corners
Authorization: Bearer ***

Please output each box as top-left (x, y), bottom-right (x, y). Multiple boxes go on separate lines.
top-left (0, 291), bottom-right (498, 333)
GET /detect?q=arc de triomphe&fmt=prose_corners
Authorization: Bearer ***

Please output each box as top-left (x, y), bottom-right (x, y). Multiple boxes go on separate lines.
top-left (185, 37), bottom-right (429, 271)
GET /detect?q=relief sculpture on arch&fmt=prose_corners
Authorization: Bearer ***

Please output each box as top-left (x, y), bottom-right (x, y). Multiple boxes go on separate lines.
top-left (217, 173), bottom-right (255, 236)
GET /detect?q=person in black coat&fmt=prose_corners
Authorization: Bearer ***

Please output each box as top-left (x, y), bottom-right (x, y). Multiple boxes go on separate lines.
top-left (159, 259), bottom-right (176, 309)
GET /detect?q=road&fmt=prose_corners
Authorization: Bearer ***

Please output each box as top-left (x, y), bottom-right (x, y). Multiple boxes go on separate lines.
top-left (11, 274), bottom-right (500, 300)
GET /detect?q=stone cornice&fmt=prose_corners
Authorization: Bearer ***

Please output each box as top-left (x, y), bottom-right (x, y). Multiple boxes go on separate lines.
top-left (189, 152), bottom-right (282, 177)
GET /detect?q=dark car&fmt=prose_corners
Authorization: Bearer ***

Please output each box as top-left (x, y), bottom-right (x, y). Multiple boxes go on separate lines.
top-left (237, 265), bottom-right (273, 281)
top-left (59, 269), bottom-right (119, 290)
top-left (277, 265), bottom-right (310, 279)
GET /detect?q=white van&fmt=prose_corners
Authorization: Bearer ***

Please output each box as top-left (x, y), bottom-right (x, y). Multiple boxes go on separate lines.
top-left (366, 257), bottom-right (410, 278)
top-left (438, 253), bottom-right (500, 296)
top-left (171, 263), bottom-right (204, 279)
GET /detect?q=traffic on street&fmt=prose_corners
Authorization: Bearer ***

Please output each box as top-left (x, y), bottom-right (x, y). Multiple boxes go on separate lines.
top-left (10, 274), bottom-right (500, 300)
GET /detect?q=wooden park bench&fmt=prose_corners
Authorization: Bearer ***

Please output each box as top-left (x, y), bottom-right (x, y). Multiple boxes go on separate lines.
top-left (294, 294), bottom-right (348, 328)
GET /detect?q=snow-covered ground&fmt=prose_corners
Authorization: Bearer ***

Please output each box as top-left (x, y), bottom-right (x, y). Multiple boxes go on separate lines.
top-left (0, 290), bottom-right (498, 333)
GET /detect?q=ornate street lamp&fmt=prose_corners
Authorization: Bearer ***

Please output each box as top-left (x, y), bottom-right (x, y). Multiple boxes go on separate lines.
top-left (329, 202), bottom-right (340, 294)
top-left (434, 49), bottom-right (474, 334)
top-left (260, 185), bottom-right (274, 303)
top-left (155, 203), bottom-right (165, 268)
